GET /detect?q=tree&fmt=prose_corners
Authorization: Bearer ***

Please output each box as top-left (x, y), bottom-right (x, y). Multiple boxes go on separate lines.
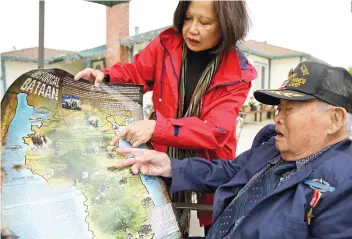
top-left (348, 66), bottom-right (352, 76)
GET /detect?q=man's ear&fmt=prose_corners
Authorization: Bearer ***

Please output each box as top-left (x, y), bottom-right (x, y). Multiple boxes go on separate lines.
top-left (327, 107), bottom-right (347, 134)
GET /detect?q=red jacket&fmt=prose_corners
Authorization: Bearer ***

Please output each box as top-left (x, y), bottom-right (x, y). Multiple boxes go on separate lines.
top-left (102, 27), bottom-right (257, 225)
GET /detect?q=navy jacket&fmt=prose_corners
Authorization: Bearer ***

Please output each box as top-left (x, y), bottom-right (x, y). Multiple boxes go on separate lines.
top-left (171, 124), bottom-right (352, 238)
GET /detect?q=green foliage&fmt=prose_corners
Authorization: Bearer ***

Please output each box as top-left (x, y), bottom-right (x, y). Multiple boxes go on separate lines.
top-left (348, 66), bottom-right (352, 76)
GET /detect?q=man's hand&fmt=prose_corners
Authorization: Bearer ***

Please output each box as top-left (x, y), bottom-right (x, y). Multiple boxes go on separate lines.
top-left (74, 68), bottom-right (105, 87)
top-left (111, 120), bottom-right (156, 148)
top-left (116, 148), bottom-right (172, 178)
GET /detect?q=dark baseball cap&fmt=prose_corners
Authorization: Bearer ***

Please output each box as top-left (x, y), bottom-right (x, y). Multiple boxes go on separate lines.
top-left (254, 61), bottom-right (352, 113)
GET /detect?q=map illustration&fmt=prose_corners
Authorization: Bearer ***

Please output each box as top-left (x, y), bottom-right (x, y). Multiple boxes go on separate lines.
top-left (1, 69), bottom-right (181, 239)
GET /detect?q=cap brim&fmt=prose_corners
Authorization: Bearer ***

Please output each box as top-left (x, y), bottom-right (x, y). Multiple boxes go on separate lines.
top-left (254, 89), bottom-right (315, 105)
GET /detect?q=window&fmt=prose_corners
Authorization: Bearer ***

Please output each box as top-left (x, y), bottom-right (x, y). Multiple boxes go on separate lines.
top-left (254, 63), bottom-right (268, 91)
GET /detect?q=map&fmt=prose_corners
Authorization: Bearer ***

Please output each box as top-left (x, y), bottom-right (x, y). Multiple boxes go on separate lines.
top-left (1, 69), bottom-right (181, 239)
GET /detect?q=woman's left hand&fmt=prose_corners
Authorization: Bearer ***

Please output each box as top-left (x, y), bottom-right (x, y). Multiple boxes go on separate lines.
top-left (111, 120), bottom-right (156, 147)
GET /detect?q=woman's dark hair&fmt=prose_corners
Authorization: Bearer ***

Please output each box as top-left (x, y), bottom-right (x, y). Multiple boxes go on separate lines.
top-left (173, 1), bottom-right (251, 53)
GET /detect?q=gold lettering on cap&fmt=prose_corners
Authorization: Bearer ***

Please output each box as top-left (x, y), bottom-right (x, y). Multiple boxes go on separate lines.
top-left (288, 73), bottom-right (297, 79)
top-left (300, 64), bottom-right (310, 76)
top-left (287, 78), bottom-right (307, 87)
top-left (269, 90), bottom-right (305, 98)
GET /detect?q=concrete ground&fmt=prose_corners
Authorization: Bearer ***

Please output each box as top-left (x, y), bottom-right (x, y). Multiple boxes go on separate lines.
top-left (188, 119), bottom-right (274, 237)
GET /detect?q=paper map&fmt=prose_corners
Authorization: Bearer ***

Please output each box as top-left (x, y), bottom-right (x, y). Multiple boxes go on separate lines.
top-left (1, 69), bottom-right (181, 239)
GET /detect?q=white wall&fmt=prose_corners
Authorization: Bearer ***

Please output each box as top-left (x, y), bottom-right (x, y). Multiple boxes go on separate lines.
top-left (131, 42), bottom-right (149, 60)
top-left (247, 54), bottom-right (269, 66)
top-left (270, 57), bottom-right (302, 89)
top-left (242, 56), bottom-right (306, 107)
top-left (244, 54), bottom-right (269, 104)
top-left (1, 59), bottom-right (85, 99)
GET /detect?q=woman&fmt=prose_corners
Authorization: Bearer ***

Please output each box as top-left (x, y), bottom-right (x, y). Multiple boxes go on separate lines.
top-left (75, 0), bottom-right (256, 235)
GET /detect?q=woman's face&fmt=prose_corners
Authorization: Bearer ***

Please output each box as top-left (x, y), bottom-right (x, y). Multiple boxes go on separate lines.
top-left (182, 1), bottom-right (221, 52)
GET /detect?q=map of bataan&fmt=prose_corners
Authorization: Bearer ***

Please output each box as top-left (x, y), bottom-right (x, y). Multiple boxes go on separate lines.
top-left (1, 69), bottom-right (181, 239)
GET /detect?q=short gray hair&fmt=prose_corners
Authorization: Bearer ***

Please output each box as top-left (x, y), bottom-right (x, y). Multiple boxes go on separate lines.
top-left (317, 100), bottom-right (351, 134)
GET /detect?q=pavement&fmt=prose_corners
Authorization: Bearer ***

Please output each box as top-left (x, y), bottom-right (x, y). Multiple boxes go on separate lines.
top-left (236, 120), bottom-right (274, 155)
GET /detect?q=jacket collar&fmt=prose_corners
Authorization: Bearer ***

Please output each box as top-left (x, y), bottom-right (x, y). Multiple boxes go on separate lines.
top-left (159, 27), bottom-right (183, 50)
top-left (207, 50), bottom-right (243, 91)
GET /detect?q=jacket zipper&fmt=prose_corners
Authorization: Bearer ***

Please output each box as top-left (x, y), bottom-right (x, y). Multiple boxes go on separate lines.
top-left (159, 39), bottom-right (179, 103)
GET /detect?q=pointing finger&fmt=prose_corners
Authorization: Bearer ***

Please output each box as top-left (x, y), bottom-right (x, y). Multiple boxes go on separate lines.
top-left (131, 163), bottom-right (141, 174)
top-left (110, 135), bottom-right (120, 146)
top-left (132, 139), bottom-right (144, 148)
top-left (110, 129), bottom-right (128, 145)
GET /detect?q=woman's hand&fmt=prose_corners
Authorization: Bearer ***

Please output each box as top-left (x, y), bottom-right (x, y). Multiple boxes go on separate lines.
top-left (116, 148), bottom-right (172, 177)
top-left (74, 68), bottom-right (105, 87)
top-left (111, 120), bottom-right (156, 148)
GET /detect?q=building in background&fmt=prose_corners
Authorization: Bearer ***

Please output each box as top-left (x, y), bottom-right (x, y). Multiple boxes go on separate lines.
top-left (0, 2), bottom-right (129, 99)
top-left (1, 1), bottom-right (328, 104)
top-left (1, 48), bottom-right (82, 99)
top-left (103, 2), bottom-right (328, 105)
top-left (119, 27), bottom-right (328, 101)
top-left (0, 46), bottom-right (109, 99)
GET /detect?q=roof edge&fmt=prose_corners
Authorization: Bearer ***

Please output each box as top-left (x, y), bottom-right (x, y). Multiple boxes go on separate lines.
top-left (120, 26), bottom-right (170, 47)
top-left (1, 47), bottom-right (73, 56)
top-left (1, 52), bottom-right (82, 64)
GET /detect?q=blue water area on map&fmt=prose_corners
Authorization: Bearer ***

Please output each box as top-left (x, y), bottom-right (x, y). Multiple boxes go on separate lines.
top-left (2, 93), bottom-right (91, 239)
top-left (2, 93), bottom-right (48, 180)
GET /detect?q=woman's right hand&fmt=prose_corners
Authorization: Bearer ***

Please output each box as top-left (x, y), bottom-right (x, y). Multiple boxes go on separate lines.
top-left (74, 68), bottom-right (105, 87)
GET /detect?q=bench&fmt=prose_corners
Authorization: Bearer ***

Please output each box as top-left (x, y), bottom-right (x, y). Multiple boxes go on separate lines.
top-left (245, 108), bottom-right (276, 122)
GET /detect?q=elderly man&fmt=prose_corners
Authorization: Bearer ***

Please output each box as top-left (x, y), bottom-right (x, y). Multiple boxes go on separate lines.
top-left (115, 62), bottom-right (352, 238)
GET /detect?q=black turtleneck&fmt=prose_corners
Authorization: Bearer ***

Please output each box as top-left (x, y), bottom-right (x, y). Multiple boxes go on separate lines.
top-left (183, 48), bottom-right (214, 115)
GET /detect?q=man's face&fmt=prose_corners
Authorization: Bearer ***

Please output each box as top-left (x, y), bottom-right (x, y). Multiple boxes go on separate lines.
top-left (274, 100), bottom-right (330, 160)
